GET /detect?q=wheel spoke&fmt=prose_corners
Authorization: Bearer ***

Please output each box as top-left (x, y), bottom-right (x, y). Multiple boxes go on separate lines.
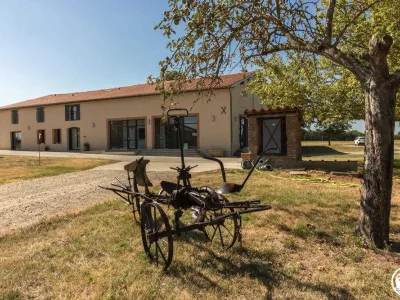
top-left (217, 225), bottom-right (225, 247)
top-left (210, 224), bottom-right (218, 241)
top-left (155, 239), bottom-right (159, 266)
top-left (140, 203), bottom-right (173, 271)
top-left (221, 223), bottom-right (235, 238)
top-left (148, 241), bottom-right (154, 257)
top-left (156, 218), bottom-right (164, 232)
top-left (156, 241), bottom-right (167, 264)
top-left (144, 212), bottom-right (151, 230)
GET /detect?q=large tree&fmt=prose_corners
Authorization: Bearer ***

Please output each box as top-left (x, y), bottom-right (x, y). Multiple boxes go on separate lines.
top-left (246, 53), bottom-right (364, 141)
top-left (154, 0), bottom-right (400, 248)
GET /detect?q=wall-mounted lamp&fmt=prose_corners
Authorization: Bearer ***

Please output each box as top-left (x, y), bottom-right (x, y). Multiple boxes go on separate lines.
top-left (148, 119), bottom-right (151, 125)
top-left (91, 122), bottom-right (95, 127)
top-left (211, 116), bottom-right (216, 122)
top-left (27, 125), bottom-right (30, 130)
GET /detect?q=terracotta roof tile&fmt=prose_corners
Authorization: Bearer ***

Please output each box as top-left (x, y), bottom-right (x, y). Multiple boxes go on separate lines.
top-left (0, 72), bottom-right (253, 110)
top-left (244, 107), bottom-right (301, 115)
top-left (244, 107), bottom-right (303, 124)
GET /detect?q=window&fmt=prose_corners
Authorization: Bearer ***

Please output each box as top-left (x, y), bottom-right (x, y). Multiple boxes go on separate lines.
top-left (36, 107), bottom-right (45, 123)
top-left (155, 116), bottom-right (198, 149)
top-left (11, 110), bottom-right (18, 124)
top-left (109, 119), bottom-right (146, 149)
top-left (52, 129), bottom-right (61, 144)
top-left (261, 118), bottom-right (286, 155)
top-left (239, 117), bottom-right (248, 148)
top-left (65, 104), bottom-right (80, 121)
top-left (37, 130), bottom-right (45, 144)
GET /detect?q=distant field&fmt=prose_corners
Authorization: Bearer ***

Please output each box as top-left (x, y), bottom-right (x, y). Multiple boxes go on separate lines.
top-left (302, 140), bottom-right (400, 156)
top-left (0, 156), bottom-right (116, 184)
top-left (302, 141), bottom-right (400, 176)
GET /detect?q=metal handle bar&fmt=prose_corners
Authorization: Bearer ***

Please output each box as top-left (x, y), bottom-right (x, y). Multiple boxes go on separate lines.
top-left (239, 146), bottom-right (278, 188)
top-left (167, 108), bottom-right (189, 117)
top-left (202, 156), bottom-right (227, 182)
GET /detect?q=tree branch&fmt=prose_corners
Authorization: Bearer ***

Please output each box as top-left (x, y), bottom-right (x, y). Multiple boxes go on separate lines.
top-left (246, 44), bottom-right (292, 61)
top-left (322, 46), bottom-right (370, 86)
top-left (389, 70), bottom-right (400, 91)
top-left (333, 0), bottom-right (380, 47)
top-left (322, 0), bottom-right (336, 46)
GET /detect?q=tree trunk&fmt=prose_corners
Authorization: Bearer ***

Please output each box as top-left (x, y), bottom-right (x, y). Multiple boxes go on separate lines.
top-left (357, 80), bottom-right (396, 248)
top-left (328, 128), bottom-right (331, 146)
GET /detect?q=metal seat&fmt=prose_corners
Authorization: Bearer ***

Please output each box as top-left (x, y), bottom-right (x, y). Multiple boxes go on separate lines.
top-left (160, 181), bottom-right (183, 195)
top-left (124, 157), bottom-right (153, 194)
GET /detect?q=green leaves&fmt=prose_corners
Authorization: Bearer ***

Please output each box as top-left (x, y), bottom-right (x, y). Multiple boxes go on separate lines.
top-left (247, 53), bottom-right (364, 126)
top-left (152, 0), bottom-right (400, 114)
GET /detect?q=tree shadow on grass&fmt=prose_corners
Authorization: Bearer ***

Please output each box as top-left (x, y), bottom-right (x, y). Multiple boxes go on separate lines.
top-left (168, 232), bottom-right (354, 299)
top-left (167, 239), bottom-right (280, 298)
top-left (389, 240), bottom-right (400, 253)
top-left (302, 146), bottom-right (345, 156)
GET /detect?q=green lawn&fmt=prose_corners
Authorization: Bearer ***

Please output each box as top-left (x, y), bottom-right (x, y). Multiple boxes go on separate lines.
top-left (1, 170), bottom-right (399, 299)
top-left (302, 140), bottom-right (400, 156)
top-left (302, 141), bottom-right (400, 176)
top-left (0, 156), bottom-right (116, 184)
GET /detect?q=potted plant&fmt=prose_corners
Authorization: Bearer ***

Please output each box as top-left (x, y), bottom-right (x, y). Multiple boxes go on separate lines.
top-left (83, 142), bottom-right (90, 151)
top-left (44, 145), bottom-right (50, 151)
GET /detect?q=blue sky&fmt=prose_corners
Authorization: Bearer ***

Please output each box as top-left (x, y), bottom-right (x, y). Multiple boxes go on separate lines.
top-left (0, 0), bottom-right (171, 106)
top-left (0, 0), bottom-right (384, 133)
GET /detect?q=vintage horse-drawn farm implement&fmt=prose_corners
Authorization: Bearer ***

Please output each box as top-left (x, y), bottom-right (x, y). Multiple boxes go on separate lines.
top-left (100, 109), bottom-right (272, 270)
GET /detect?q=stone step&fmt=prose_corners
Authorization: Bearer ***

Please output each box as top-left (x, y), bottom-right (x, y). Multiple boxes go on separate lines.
top-left (136, 149), bottom-right (203, 157)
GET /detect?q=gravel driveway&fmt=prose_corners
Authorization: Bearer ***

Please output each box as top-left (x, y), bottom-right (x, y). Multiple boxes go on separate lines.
top-left (0, 151), bottom-right (241, 235)
top-left (0, 169), bottom-right (176, 235)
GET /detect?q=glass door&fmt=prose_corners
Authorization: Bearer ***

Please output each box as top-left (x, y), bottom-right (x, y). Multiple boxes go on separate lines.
top-left (128, 124), bottom-right (137, 149)
top-left (69, 127), bottom-right (80, 150)
top-left (155, 116), bottom-right (198, 149)
top-left (109, 119), bottom-right (145, 150)
top-left (11, 132), bottom-right (22, 150)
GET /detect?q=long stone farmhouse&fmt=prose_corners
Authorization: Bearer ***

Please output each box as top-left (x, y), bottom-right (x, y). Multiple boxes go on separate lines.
top-left (0, 72), bottom-right (267, 156)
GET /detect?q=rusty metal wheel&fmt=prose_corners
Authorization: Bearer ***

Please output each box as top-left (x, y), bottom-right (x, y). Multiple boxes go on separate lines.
top-left (140, 202), bottom-right (173, 271)
top-left (202, 206), bottom-right (239, 249)
top-left (199, 186), bottom-right (228, 204)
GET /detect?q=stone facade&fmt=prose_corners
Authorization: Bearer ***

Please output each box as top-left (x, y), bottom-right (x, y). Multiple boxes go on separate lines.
top-left (241, 108), bottom-right (357, 172)
top-left (242, 108), bottom-right (302, 166)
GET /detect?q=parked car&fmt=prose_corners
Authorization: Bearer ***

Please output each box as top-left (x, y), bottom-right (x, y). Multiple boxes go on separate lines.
top-left (354, 136), bottom-right (365, 146)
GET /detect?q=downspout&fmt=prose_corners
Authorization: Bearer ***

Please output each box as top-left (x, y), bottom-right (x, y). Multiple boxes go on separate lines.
top-left (229, 87), bottom-right (233, 156)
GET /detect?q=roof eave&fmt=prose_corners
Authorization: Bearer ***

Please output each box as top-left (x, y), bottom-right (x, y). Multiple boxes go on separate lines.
top-left (0, 86), bottom-right (231, 111)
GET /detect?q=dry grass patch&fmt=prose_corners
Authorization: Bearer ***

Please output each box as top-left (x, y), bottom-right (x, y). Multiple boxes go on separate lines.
top-left (0, 170), bottom-right (399, 299)
top-left (0, 156), bottom-right (116, 184)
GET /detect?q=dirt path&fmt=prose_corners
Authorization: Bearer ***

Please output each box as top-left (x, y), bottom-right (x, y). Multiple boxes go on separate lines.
top-left (0, 169), bottom-right (174, 235)
top-left (0, 152), bottom-right (241, 235)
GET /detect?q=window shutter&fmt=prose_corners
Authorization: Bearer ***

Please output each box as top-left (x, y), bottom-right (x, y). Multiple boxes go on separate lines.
top-left (41, 108), bottom-right (44, 122)
top-left (36, 108), bottom-right (39, 122)
top-left (65, 105), bottom-right (70, 121)
top-left (76, 105), bottom-right (80, 120)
